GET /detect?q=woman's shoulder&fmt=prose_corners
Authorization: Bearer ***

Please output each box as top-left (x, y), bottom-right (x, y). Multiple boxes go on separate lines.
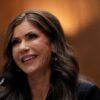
top-left (78, 81), bottom-right (100, 100)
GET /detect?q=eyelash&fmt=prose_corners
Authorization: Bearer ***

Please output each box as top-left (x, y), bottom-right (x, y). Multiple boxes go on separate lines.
top-left (27, 33), bottom-right (38, 40)
top-left (11, 39), bottom-right (20, 46)
top-left (11, 32), bottom-right (38, 46)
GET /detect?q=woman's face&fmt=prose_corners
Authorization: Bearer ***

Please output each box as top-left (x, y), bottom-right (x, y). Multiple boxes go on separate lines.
top-left (12, 19), bottom-right (52, 75)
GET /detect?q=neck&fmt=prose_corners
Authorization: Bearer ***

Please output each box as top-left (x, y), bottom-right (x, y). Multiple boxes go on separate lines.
top-left (27, 68), bottom-right (51, 100)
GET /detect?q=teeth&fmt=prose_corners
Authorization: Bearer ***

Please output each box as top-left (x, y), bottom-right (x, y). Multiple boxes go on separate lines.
top-left (21, 55), bottom-right (34, 63)
top-left (23, 56), bottom-right (33, 62)
top-left (21, 54), bottom-right (37, 63)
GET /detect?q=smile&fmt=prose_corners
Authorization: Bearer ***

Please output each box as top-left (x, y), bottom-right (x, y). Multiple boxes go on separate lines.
top-left (21, 54), bottom-right (37, 64)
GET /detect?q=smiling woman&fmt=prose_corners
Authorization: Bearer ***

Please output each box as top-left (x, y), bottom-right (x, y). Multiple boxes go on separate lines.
top-left (0, 10), bottom-right (100, 100)
top-left (12, 20), bottom-right (52, 75)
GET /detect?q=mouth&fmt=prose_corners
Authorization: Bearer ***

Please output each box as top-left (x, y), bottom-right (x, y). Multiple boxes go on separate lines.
top-left (21, 54), bottom-right (37, 64)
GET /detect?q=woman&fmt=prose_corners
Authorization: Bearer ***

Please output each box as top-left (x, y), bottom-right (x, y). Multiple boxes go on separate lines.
top-left (0, 10), bottom-right (100, 100)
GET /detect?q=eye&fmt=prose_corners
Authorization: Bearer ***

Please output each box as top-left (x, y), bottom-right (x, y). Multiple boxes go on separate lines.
top-left (11, 38), bottom-right (20, 46)
top-left (27, 32), bottom-right (38, 40)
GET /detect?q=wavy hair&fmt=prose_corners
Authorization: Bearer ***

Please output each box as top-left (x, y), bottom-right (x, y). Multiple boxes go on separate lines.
top-left (0, 10), bottom-right (79, 100)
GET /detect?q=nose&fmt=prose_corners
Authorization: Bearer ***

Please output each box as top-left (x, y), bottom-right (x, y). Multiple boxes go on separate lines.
top-left (19, 40), bottom-right (29, 53)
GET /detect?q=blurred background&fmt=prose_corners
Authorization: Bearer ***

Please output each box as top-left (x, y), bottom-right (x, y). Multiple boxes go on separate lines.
top-left (0, 0), bottom-right (100, 86)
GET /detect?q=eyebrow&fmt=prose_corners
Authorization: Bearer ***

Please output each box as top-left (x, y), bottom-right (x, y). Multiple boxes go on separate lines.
top-left (12, 31), bottom-right (37, 40)
top-left (25, 31), bottom-right (36, 37)
top-left (11, 37), bottom-right (19, 42)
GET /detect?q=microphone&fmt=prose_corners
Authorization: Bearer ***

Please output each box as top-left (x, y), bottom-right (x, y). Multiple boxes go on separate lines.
top-left (0, 72), bottom-right (13, 86)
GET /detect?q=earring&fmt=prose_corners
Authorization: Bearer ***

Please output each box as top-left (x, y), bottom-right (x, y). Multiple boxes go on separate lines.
top-left (51, 51), bottom-right (58, 62)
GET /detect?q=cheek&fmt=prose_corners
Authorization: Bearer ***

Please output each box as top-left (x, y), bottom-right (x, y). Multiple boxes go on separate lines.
top-left (39, 45), bottom-right (52, 66)
top-left (42, 51), bottom-right (51, 64)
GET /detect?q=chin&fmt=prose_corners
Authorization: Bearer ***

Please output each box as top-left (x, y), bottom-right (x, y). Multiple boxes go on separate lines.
top-left (22, 67), bottom-right (40, 75)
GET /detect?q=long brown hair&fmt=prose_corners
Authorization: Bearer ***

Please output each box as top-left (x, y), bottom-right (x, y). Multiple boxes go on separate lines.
top-left (0, 10), bottom-right (79, 100)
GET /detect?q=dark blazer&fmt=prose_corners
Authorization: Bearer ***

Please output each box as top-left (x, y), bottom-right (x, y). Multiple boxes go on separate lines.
top-left (0, 80), bottom-right (100, 100)
top-left (78, 82), bottom-right (100, 100)
top-left (46, 81), bottom-right (100, 100)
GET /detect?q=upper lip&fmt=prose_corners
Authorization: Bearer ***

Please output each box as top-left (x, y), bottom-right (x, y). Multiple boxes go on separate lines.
top-left (20, 54), bottom-right (37, 63)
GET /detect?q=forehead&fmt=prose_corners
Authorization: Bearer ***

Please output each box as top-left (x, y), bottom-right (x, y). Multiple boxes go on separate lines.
top-left (13, 19), bottom-right (42, 38)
